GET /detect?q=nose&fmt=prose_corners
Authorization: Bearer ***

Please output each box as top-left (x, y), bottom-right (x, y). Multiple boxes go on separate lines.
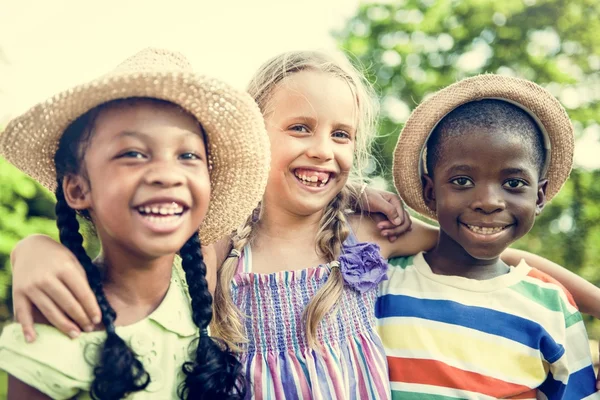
top-left (471, 184), bottom-right (506, 214)
top-left (305, 130), bottom-right (334, 161)
top-left (143, 160), bottom-right (185, 187)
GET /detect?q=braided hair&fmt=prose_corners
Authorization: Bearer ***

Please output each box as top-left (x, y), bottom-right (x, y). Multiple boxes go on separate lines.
top-left (54, 109), bottom-right (150, 399)
top-left (54, 98), bottom-right (246, 399)
top-left (178, 233), bottom-right (246, 399)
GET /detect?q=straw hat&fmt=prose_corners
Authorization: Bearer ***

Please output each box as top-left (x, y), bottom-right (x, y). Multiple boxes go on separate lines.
top-left (393, 74), bottom-right (574, 220)
top-left (0, 48), bottom-right (270, 244)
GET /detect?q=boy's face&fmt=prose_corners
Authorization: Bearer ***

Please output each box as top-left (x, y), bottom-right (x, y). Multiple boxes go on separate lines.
top-left (423, 125), bottom-right (547, 260)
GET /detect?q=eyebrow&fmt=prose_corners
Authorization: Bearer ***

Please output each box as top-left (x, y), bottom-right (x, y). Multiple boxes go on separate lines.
top-left (446, 165), bottom-right (473, 174)
top-left (114, 130), bottom-right (202, 141)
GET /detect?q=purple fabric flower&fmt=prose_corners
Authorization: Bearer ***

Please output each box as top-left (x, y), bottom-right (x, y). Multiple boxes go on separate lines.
top-left (338, 242), bottom-right (388, 293)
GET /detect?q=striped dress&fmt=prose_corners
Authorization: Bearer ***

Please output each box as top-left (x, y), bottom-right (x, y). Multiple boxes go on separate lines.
top-left (231, 233), bottom-right (390, 400)
top-left (376, 253), bottom-right (599, 399)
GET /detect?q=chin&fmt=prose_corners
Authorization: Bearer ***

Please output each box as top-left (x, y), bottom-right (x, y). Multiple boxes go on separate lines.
top-left (464, 246), bottom-right (507, 261)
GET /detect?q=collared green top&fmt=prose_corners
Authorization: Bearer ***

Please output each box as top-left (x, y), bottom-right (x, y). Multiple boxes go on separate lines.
top-left (0, 263), bottom-right (198, 399)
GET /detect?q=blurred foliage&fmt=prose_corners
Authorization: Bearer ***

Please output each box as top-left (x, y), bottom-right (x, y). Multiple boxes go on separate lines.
top-left (336, 0), bottom-right (600, 335)
top-left (0, 156), bottom-right (58, 324)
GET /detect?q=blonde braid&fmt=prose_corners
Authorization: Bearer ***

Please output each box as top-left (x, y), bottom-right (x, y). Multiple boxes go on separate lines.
top-left (304, 188), bottom-right (350, 349)
top-left (211, 208), bottom-right (259, 350)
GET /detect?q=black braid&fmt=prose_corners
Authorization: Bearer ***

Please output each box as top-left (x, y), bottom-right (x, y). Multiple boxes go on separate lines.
top-left (55, 183), bottom-right (150, 399)
top-left (178, 233), bottom-right (247, 399)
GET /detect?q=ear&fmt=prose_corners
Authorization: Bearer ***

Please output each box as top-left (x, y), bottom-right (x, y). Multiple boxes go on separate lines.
top-left (422, 174), bottom-right (437, 213)
top-left (535, 179), bottom-right (548, 216)
top-left (63, 174), bottom-right (92, 210)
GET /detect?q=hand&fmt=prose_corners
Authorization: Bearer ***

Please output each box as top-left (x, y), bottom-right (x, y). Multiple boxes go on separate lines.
top-left (11, 235), bottom-right (100, 341)
top-left (357, 186), bottom-right (412, 242)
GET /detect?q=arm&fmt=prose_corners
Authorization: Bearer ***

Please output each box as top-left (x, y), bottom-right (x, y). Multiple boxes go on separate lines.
top-left (350, 213), bottom-right (438, 259)
top-left (348, 184), bottom-right (412, 241)
top-left (502, 248), bottom-right (600, 318)
top-left (10, 234), bottom-right (99, 340)
top-left (8, 376), bottom-right (52, 400)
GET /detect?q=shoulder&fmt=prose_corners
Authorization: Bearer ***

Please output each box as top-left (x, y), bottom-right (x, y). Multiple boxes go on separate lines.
top-left (348, 213), bottom-right (387, 248)
top-left (348, 213), bottom-right (438, 259)
top-left (0, 323), bottom-right (92, 398)
top-left (519, 264), bottom-right (578, 309)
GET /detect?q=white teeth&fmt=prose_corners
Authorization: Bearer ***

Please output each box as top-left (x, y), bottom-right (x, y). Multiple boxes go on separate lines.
top-left (294, 170), bottom-right (331, 187)
top-left (143, 215), bottom-right (179, 224)
top-left (138, 203), bottom-right (184, 215)
top-left (466, 225), bottom-right (505, 235)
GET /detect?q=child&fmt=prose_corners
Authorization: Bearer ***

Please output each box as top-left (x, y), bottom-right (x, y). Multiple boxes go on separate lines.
top-left (0, 48), bottom-right (271, 399)
top-left (8, 51), bottom-right (600, 399)
top-left (377, 75), bottom-right (598, 399)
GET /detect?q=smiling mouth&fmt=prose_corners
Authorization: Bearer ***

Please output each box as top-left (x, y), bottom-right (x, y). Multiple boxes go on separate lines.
top-left (135, 202), bottom-right (187, 223)
top-left (465, 224), bottom-right (509, 235)
top-left (293, 168), bottom-right (332, 188)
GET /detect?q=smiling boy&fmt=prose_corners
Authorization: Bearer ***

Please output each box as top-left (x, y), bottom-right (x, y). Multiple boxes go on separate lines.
top-left (376, 75), bottom-right (598, 399)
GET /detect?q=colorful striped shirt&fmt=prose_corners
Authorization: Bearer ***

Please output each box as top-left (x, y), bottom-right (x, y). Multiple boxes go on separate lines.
top-left (231, 232), bottom-right (390, 400)
top-left (376, 253), bottom-right (599, 399)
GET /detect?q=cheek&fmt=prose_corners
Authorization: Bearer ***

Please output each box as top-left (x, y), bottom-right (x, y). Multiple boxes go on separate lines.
top-left (337, 145), bottom-right (355, 172)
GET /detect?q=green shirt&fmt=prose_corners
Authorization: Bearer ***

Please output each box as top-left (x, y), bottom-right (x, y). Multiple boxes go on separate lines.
top-left (0, 264), bottom-right (198, 399)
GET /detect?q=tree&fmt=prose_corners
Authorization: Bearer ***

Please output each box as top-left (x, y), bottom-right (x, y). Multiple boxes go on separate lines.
top-left (336, 0), bottom-right (600, 334)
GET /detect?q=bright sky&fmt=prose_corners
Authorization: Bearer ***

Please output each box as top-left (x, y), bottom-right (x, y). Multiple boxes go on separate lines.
top-left (1, 0), bottom-right (599, 169)
top-left (0, 0), bottom-right (360, 118)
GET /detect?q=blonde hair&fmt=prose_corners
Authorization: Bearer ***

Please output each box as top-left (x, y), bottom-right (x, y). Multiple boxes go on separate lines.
top-left (212, 50), bottom-right (379, 350)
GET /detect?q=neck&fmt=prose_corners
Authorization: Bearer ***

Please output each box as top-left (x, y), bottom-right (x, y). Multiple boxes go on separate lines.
top-left (424, 231), bottom-right (508, 280)
top-left (256, 199), bottom-right (324, 244)
top-left (96, 247), bottom-right (174, 307)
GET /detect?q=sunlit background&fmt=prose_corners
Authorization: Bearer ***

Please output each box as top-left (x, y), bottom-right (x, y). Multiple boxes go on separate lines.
top-left (1, 0), bottom-right (599, 396)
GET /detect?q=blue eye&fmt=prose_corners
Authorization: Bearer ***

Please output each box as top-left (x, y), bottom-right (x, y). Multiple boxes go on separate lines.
top-left (503, 179), bottom-right (526, 189)
top-left (451, 177), bottom-right (474, 187)
top-left (289, 125), bottom-right (309, 133)
top-left (332, 131), bottom-right (351, 140)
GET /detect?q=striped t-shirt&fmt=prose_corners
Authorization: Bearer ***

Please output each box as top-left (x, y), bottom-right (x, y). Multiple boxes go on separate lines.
top-left (376, 252), bottom-right (599, 399)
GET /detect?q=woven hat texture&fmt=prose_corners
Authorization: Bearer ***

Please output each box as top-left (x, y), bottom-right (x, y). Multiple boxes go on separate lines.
top-left (393, 74), bottom-right (574, 220)
top-left (0, 48), bottom-right (271, 244)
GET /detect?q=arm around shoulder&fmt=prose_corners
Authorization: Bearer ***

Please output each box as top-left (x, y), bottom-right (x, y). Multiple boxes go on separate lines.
top-left (502, 248), bottom-right (600, 318)
top-left (351, 213), bottom-right (438, 259)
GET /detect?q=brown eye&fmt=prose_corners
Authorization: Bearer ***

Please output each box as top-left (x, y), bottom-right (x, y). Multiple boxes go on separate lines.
top-left (119, 151), bottom-right (146, 159)
top-left (451, 177), bottom-right (473, 187)
top-left (503, 179), bottom-right (526, 189)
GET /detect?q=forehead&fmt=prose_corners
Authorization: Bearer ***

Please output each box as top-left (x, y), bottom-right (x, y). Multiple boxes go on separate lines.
top-left (434, 125), bottom-right (539, 170)
top-left (267, 70), bottom-right (358, 123)
top-left (91, 101), bottom-right (204, 142)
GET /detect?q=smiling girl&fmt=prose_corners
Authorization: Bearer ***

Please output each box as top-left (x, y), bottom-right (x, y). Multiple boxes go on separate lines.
top-left (0, 48), bottom-right (270, 399)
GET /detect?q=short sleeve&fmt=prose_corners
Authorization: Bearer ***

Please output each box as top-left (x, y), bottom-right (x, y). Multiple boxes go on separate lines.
top-left (0, 323), bottom-right (93, 399)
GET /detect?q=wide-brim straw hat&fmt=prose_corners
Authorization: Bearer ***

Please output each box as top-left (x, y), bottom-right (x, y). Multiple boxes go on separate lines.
top-left (393, 74), bottom-right (574, 221)
top-left (0, 48), bottom-right (270, 244)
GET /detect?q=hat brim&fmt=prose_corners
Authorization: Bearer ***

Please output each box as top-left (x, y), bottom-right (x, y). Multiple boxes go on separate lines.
top-left (0, 71), bottom-right (270, 244)
top-left (393, 74), bottom-right (574, 221)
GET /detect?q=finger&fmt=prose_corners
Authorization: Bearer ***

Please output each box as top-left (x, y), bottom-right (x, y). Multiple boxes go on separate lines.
top-left (60, 270), bottom-right (101, 325)
top-left (13, 297), bottom-right (36, 343)
top-left (381, 217), bottom-right (412, 239)
top-left (41, 280), bottom-right (95, 332)
top-left (32, 290), bottom-right (81, 339)
top-left (377, 220), bottom-right (397, 230)
top-left (384, 194), bottom-right (405, 225)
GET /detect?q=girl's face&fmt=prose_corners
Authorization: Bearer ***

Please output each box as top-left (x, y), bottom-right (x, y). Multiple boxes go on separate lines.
top-left (67, 102), bottom-right (210, 258)
top-left (262, 70), bottom-right (357, 217)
